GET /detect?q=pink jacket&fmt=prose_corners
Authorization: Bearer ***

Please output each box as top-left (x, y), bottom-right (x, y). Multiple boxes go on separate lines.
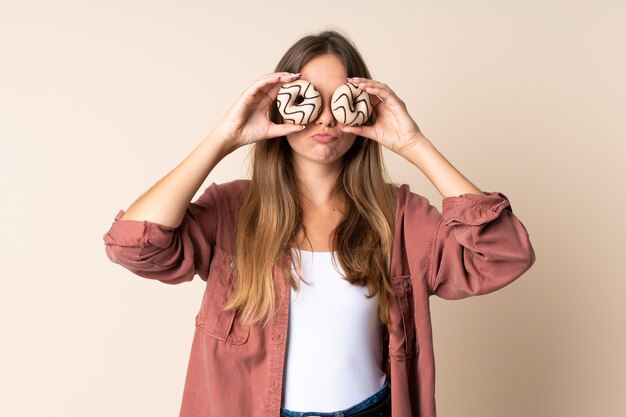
top-left (103, 179), bottom-right (535, 417)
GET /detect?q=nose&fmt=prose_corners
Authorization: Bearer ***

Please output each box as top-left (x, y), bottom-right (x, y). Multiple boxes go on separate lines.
top-left (315, 98), bottom-right (336, 127)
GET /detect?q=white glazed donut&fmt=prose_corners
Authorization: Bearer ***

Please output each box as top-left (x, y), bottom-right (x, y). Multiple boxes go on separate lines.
top-left (331, 82), bottom-right (372, 126)
top-left (276, 79), bottom-right (322, 125)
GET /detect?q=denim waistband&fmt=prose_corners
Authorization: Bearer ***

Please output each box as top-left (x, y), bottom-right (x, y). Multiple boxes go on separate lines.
top-left (279, 379), bottom-right (391, 417)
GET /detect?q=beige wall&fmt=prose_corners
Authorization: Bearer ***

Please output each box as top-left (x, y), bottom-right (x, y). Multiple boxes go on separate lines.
top-left (1, 1), bottom-right (624, 416)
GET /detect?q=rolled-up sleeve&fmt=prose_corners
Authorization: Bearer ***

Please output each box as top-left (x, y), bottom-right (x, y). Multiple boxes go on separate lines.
top-left (102, 191), bottom-right (217, 285)
top-left (427, 191), bottom-right (536, 299)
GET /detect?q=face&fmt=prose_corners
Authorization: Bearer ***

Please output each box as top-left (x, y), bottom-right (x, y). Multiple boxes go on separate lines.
top-left (285, 54), bottom-right (357, 171)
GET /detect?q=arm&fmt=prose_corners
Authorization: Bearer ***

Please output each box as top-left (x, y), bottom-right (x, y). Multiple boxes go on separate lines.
top-left (103, 192), bottom-right (217, 284)
top-left (400, 137), bottom-right (484, 199)
top-left (342, 78), bottom-right (535, 296)
top-left (339, 77), bottom-right (483, 198)
top-left (102, 128), bottom-right (232, 285)
top-left (119, 132), bottom-right (232, 227)
top-left (103, 72), bottom-right (306, 283)
top-left (426, 191), bottom-right (536, 298)
top-left (120, 72), bottom-right (306, 226)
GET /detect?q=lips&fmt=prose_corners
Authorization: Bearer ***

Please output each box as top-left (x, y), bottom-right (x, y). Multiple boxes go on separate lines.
top-left (311, 134), bottom-right (337, 143)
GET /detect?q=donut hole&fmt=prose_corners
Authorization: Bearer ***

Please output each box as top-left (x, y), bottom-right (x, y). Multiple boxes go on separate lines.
top-left (294, 95), bottom-right (305, 105)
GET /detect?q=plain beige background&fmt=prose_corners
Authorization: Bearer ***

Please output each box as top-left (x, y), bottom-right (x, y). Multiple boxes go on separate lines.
top-left (1, 0), bottom-right (624, 416)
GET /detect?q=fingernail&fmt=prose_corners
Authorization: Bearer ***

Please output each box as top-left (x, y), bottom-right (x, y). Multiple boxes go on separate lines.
top-left (289, 73), bottom-right (302, 77)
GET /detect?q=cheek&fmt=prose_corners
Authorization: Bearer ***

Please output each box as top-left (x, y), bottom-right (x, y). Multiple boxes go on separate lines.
top-left (285, 132), bottom-right (303, 150)
top-left (342, 134), bottom-right (358, 148)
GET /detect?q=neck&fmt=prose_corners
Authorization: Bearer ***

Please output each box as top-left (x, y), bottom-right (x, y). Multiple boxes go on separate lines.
top-left (293, 160), bottom-right (343, 206)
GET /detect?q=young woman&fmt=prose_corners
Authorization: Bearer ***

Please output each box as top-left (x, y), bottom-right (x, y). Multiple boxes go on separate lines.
top-left (103, 30), bottom-right (535, 417)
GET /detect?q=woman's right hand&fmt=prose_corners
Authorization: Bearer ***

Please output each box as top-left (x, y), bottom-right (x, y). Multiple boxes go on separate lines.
top-left (211, 72), bottom-right (306, 150)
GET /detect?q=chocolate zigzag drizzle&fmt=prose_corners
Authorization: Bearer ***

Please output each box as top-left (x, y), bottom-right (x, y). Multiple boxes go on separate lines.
top-left (331, 83), bottom-right (372, 126)
top-left (277, 82), bottom-right (322, 124)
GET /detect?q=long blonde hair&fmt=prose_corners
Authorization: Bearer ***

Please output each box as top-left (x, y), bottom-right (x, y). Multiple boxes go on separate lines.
top-left (223, 30), bottom-right (398, 335)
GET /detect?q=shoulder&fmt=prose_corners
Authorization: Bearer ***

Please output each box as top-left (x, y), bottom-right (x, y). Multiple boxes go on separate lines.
top-left (197, 179), bottom-right (251, 209)
top-left (212, 178), bottom-right (251, 196)
top-left (387, 183), bottom-right (442, 226)
top-left (387, 182), bottom-right (435, 210)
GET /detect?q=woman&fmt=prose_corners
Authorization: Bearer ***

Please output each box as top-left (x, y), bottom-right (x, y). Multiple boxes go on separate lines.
top-left (103, 30), bottom-right (535, 417)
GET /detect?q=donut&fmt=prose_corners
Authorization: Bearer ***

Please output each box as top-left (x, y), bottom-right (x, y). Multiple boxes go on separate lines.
top-left (276, 79), bottom-right (322, 124)
top-left (331, 82), bottom-right (372, 126)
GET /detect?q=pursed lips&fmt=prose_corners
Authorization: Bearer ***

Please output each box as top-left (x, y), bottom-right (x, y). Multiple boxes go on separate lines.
top-left (311, 134), bottom-right (337, 143)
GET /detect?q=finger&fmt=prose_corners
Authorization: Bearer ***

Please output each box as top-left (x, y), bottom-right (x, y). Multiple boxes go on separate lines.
top-left (339, 124), bottom-right (377, 141)
top-left (246, 72), bottom-right (301, 98)
top-left (237, 73), bottom-right (301, 110)
top-left (348, 78), bottom-right (401, 108)
top-left (265, 76), bottom-right (297, 100)
top-left (355, 82), bottom-right (395, 102)
top-left (348, 78), bottom-right (382, 108)
top-left (267, 122), bottom-right (305, 139)
top-left (371, 94), bottom-right (383, 108)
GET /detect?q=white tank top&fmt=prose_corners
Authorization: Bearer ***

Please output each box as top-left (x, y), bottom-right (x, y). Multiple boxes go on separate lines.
top-left (281, 249), bottom-right (387, 412)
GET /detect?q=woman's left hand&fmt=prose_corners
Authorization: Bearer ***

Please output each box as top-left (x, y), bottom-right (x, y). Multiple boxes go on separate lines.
top-left (339, 77), bottom-right (427, 155)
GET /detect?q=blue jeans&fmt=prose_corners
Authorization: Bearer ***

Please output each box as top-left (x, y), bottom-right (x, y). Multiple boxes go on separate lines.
top-left (280, 379), bottom-right (391, 417)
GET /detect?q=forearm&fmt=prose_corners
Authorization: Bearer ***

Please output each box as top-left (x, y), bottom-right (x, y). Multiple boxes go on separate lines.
top-left (120, 130), bottom-right (234, 227)
top-left (400, 136), bottom-right (484, 199)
